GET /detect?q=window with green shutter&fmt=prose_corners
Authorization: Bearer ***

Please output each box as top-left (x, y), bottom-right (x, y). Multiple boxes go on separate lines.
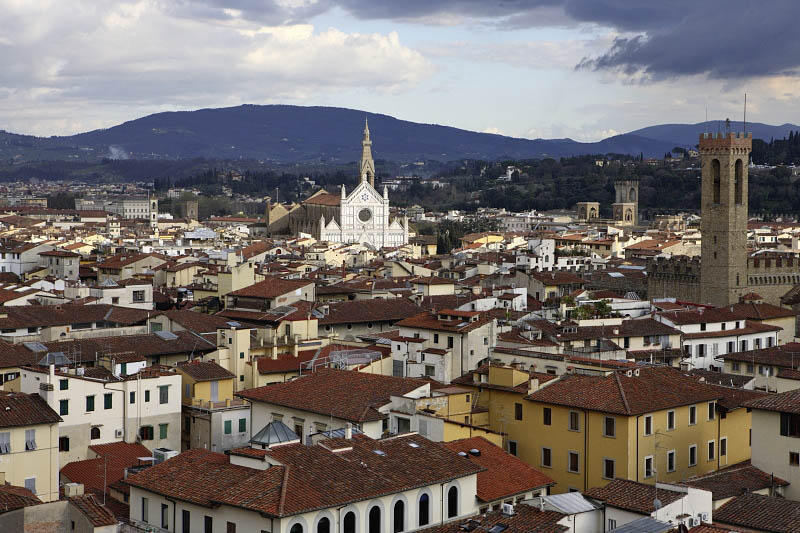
top-left (86, 395), bottom-right (95, 412)
top-left (104, 393), bottom-right (113, 410)
top-left (59, 399), bottom-right (68, 416)
top-left (224, 420), bottom-right (232, 434)
top-left (238, 418), bottom-right (246, 433)
top-left (59, 379), bottom-right (68, 390)
top-left (144, 390), bottom-right (150, 402)
top-left (159, 424), bottom-right (168, 439)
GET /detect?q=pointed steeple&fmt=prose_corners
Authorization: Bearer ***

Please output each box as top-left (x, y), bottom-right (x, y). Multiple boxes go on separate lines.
top-left (359, 117), bottom-right (375, 188)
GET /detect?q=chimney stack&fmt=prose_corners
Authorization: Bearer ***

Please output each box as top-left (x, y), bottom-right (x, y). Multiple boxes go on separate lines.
top-left (345, 423), bottom-right (353, 440)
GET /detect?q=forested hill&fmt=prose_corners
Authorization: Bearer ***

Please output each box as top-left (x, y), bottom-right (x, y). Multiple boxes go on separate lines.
top-left (1, 105), bottom-right (682, 163)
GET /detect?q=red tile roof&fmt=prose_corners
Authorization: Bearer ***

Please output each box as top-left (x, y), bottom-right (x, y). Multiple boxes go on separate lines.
top-left (525, 367), bottom-right (722, 416)
top-left (443, 437), bottom-right (553, 502)
top-left (0, 391), bottom-right (61, 428)
top-left (683, 460), bottom-right (789, 500)
top-left (396, 311), bottom-right (493, 333)
top-left (228, 277), bottom-right (313, 299)
top-left (584, 478), bottom-right (685, 514)
top-left (714, 493), bottom-right (800, 532)
top-left (418, 504), bottom-right (567, 533)
top-left (177, 360), bottom-right (235, 382)
top-left (0, 483), bottom-right (41, 513)
top-left (744, 387), bottom-right (800, 414)
top-left (236, 368), bottom-right (429, 423)
top-left (62, 442), bottom-right (152, 495)
top-left (69, 495), bottom-right (118, 526)
top-left (319, 298), bottom-right (422, 325)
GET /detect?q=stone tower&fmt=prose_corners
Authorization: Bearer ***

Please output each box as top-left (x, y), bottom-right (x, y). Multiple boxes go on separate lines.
top-left (699, 129), bottom-right (752, 307)
top-left (185, 200), bottom-right (198, 221)
top-left (613, 178), bottom-right (639, 225)
top-left (359, 118), bottom-right (376, 188)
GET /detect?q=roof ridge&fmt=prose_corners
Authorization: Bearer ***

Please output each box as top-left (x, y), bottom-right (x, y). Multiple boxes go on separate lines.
top-left (612, 371), bottom-right (631, 414)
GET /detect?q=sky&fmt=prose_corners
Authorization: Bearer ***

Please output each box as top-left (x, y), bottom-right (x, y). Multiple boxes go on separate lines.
top-left (2, 0), bottom-right (800, 141)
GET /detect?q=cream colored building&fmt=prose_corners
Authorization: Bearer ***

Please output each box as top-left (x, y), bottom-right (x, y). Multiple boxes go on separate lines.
top-left (0, 391), bottom-right (61, 502)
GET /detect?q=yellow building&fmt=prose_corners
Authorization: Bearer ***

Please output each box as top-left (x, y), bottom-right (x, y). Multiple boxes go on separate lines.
top-left (0, 392), bottom-right (62, 502)
top-left (456, 364), bottom-right (762, 493)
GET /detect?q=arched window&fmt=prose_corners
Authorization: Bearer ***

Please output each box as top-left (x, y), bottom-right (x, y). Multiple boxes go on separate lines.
top-left (369, 506), bottom-right (381, 533)
top-left (447, 486), bottom-right (458, 518)
top-left (629, 187), bottom-right (636, 203)
top-left (734, 159), bottom-right (743, 205)
top-left (344, 512), bottom-right (356, 533)
top-left (291, 525), bottom-right (303, 533)
top-left (367, 505), bottom-right (381, 533)
top-left (317, 518), bottom-right (330, 533)
top-left (393, 501), bottom-right (404, 533)
top-left (418, 494), bottom-right (430, 527)
top-left (712, 159), bottom-right (721, 204)
top-left (90, 427), bottom-right (100, 440)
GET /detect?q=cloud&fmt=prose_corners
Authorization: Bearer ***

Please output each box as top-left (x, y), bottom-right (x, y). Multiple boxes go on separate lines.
top-left (0, 0), bottom-right (432, 135)
top-left (173, 0), bottom-right (800, 82)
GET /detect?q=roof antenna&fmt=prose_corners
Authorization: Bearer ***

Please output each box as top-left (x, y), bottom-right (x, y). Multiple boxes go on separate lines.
top-left (743, 93), bottom-right (747, 135)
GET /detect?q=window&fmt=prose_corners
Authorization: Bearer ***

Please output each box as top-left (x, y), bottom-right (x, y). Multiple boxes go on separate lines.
top-left (90, 427), bottom-right (100, 440)
top-left (781, 413), bottom-right (800, 437)
top-left (59, 436), bottom-right (69, 452)
top-left (104, 393), bottom-right (113, 410)
top-left (206, 517), bottom-right (214, 533)
top-left (604, 416), bottom-right (615, 437)
top-left (541, 447), bottom-right (552, 468)
top-left (161, 503), bottom-right (169, 529)
top-left (139, 425), bottom-right (154, 441)
top-left (159, 423), bottom-right (168, 439)
top-left (720, 437), bottom-right (727, 457)
top-left (644, 415), bottom-right (653, 436)
top-left (345, 511), bottom-right (358, 533)
top-left (224, 420), bottom-right (232, 434)
top-left (568, 451), bottom-right (579, 473)
top-left (239, 418), bottom-right (247, 433)
top-left (447, 486), bottom-right (458, 518)
top-left (708, 402), bottom-right (715, 421)
top-left (667, 450), bottom-right (676, 472)
top-left (508, 441), bottom-right (517, 456)
top-left (142, 497), bottom-right (149, 523)
top-left (24, 477), bottom-right (35, 494)
top-left (145, 390), bottom-right (150, 402)
top-left (133, 290), bottom-right (145, 302)
top-left (569, 411), bottom-right (579, 431)
top-left (447, 336), bottom-right (454, 349)
top-left (112, 297), bottom-right (119, 304)
top-left (689, 405), bottom-right (697, 425)
top-left (182, 510), bottom-right (190, 533)
top-left (159, 385), bottom-right (169, 404)
top-left (239, 352), bottom-right (245, 359)
top-left (319, 517), bottom-right (331, 533)
top-left (790, 452), bottom-right (800, 466)
top-left (369, 506), bottom-right (381, 533)
top-left (603, 458), bottom-right (615, 479)
top-left (418, 494), bottom-right (430, 526)
top-left (543, 407), bottom-right (551, 426)
top-left (393, 500), bottom-right (404, 533)
top-left (59, 378), bottom-right (68, 390)
top-left (434, 333), bottom-right (439, 344)
top-left (608, 519), bottom-right (617, 531)
top-left (708, 441), bottom-right (715, 461)
top-left (130, 391), bottom-right (136, 404)
top-left (60, 399), bottom-right (69, 416)
top-left (644, 456), bottom-right (654, 478)
top-left (25, 429), bottom-right (36, 450)
top-left (514, 403), bottom-right (522, 421)
top-left (732, 361), bottom-right (740, 371)
top-left (667, 410), bottom-right (675, 430)
top-left (689, 444), bottom-right (697, 466)
top-left (86, 395), bottom-right (95, 412)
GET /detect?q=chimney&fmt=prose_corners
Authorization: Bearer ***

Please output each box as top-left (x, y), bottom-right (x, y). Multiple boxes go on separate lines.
top-left (528, 378), bottom-right (539, 394)
top-left (48, 364), bottom-right (55, 385)
top-left (345, 423), bottom-right (353, 440)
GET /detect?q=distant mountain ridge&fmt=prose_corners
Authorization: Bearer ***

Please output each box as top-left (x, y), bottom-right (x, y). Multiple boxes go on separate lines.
top-left (1, 105), bottom-right (797, 163)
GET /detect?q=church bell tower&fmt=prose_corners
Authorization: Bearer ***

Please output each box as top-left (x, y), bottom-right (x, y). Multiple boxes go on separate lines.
top-left (699, 124), bottom-right (752, 307)
top-left (359, 118), bottom-right (376, 188)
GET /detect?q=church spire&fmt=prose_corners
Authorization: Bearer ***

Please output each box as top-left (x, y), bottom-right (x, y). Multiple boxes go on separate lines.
top-left (359, 117), bottom-right (375, 188)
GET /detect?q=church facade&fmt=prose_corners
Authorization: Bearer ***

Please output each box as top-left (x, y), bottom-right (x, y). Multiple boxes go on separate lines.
top-left (287, 120), bottom-right (409, 248)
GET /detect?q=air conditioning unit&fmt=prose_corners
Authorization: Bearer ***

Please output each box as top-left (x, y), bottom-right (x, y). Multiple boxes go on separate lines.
top-left (115, 429), bottom-right (124, 438)
top-left (64, 482), bottom-right (84, 498)
top-left (699, 513), bottom-right (709, 522)
top-left (153, 448), bottom-right (179, 464)
top-left (501, 503), bottom-right (514, 516)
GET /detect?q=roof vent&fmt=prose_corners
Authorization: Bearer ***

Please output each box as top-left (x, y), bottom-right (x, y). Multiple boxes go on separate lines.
top-left (458, 451), bottom-right (468, 457)
top-left (373, 450), bottom-right (386, 456)
top-left (626, 370), bottom-right (633, 377)
top-left (469, 448), bottom-right (481, 456)
top-left (408, 442), bottom-right (420, 448)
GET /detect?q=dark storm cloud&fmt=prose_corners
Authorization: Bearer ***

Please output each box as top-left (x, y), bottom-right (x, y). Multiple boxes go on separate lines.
top-left (191, 0), bottom-right (800, 80)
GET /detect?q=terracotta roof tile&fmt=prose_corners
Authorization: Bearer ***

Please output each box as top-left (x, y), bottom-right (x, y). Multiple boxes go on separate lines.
top-left (683, 460), bottom-right (788, 501)
top-left (744, 387), bottom-right (800, 414)
top-left (418, 504), bottom-right (567, 533)
top-left (236, 368), bottom-right (429, 423)
top-left (69, 494), bottom-right (119, 526)
top-left (714, 493), bottom-right (800, 532)
top-left (584, 479), bottom-right (684, 514)
top-left (177, 360), bottom-right (234, 382)
top-left (443, 437), bottom-right (553, 502)
top-left (319, 298), bottom-right (422, 325)
top-left (0, 391), bottom-right (61, 428)
top-left (0, 483), bottom-right (41, 513)
top-left (228, 277), bottom-right (313, 299)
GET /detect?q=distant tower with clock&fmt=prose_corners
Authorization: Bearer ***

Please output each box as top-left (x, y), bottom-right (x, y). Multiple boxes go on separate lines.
top-left (292, 122), bottom-right (408, 248)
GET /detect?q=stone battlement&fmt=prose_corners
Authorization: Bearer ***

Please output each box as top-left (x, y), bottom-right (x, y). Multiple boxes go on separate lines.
top-left (698, 132), bottom-right (752, 150)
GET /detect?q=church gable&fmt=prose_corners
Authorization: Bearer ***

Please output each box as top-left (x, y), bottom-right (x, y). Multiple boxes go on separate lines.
top-left (342, 180), bottom-right (383, 206)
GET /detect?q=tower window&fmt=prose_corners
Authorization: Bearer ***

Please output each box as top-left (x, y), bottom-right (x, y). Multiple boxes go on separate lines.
top-left (712, 159), bottom-right (721, 204)
top-left (735, 159), bottom-right (744, 205)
